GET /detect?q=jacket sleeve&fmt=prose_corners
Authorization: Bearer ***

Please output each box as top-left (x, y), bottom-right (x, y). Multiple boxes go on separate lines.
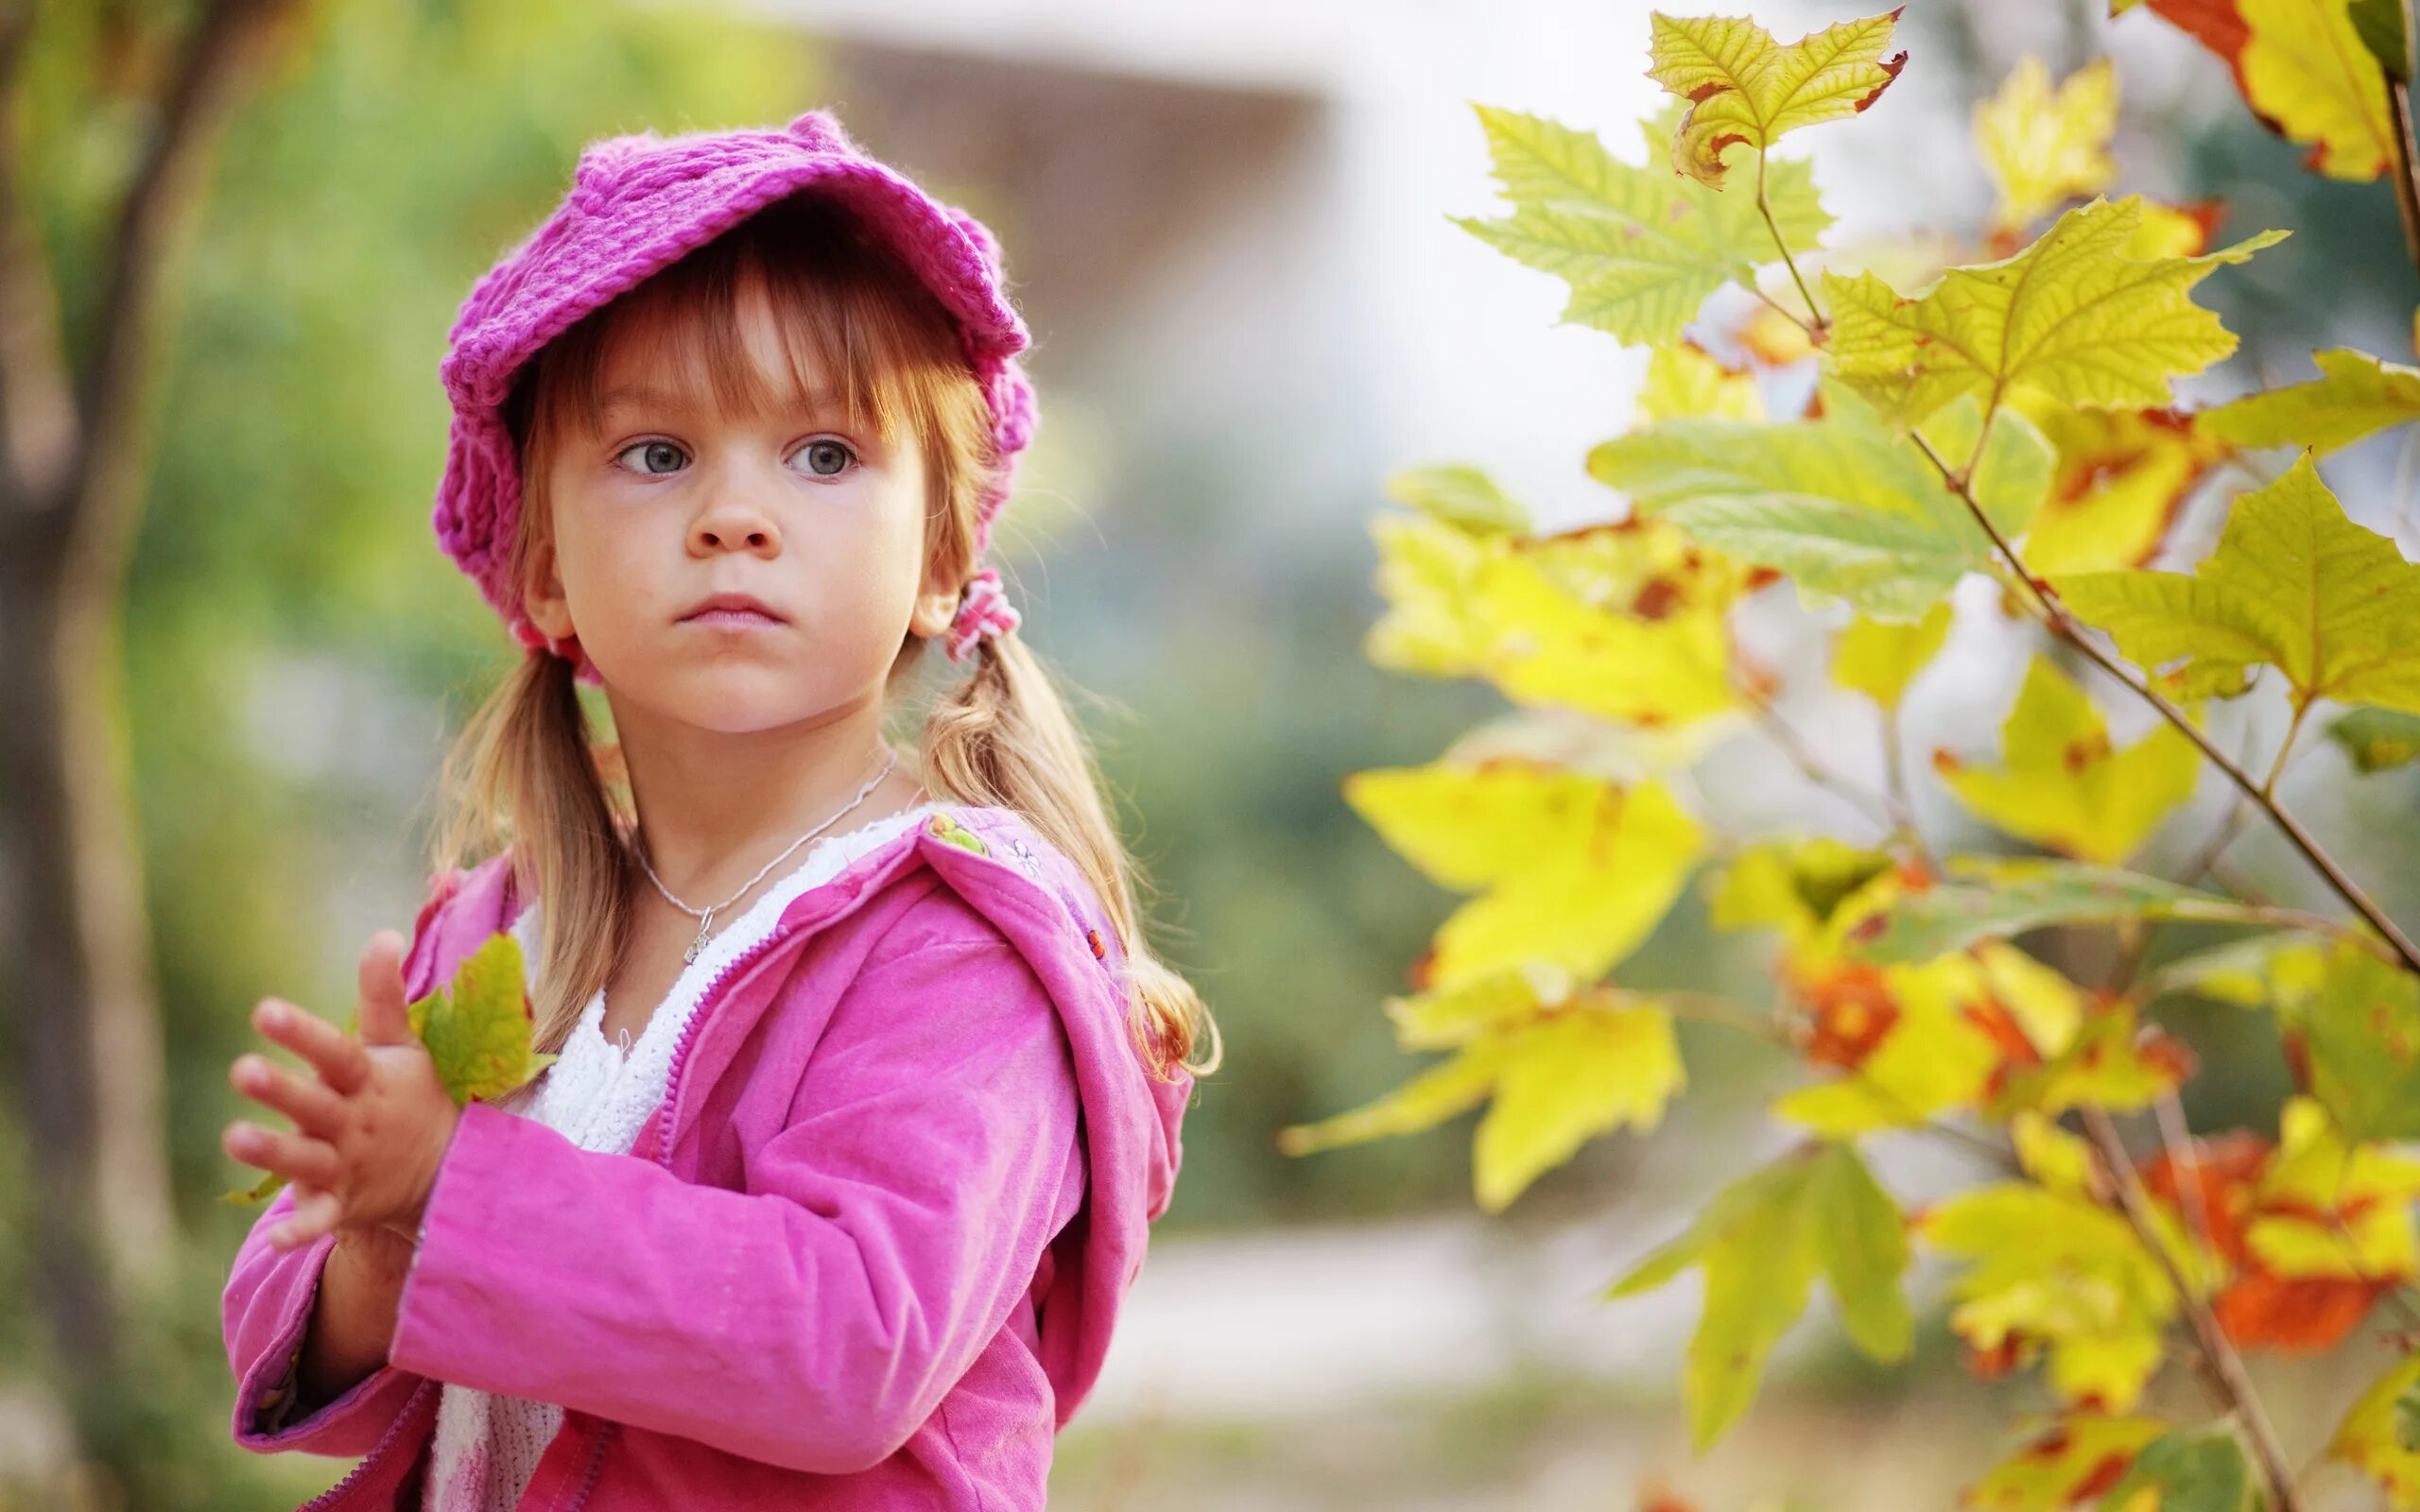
top-left (222, 1183), bottom-right (427, 1455)
top-left (220, 865), bottom-right (470, 1455)
top-left (384, 931), bottom-right (1087, 1473)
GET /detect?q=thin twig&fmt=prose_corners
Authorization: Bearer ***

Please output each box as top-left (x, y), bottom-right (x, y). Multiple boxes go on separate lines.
top-left (1755, 149), bottom-right (1826, 336)
top-left (2080, 1106), bottom-right (2304, 1512)
top-left (1908, 427), bottom-right (2420, 976)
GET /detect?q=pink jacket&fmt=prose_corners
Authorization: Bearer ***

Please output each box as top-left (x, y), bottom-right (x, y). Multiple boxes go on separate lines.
top-left (221, 804), bottom-right (1191, 1510)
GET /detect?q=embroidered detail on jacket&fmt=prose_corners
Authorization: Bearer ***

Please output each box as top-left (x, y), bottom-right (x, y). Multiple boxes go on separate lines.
top-left (926, 813), bottom-right (991, 856)
top-left (1000, 834), bottom-right (1045, 883)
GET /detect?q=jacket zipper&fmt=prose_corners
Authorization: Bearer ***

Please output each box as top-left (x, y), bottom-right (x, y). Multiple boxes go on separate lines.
top-left (553, 836), bottom-right (913, 1511)
top-left (291, 1374), bottom-right (437, 1511)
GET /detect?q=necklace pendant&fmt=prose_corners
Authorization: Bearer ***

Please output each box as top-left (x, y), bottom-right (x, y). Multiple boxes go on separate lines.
top-left (683, 907), bottom-right (715, 965)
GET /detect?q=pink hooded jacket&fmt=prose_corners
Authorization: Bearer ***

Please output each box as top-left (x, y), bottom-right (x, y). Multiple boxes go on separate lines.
top-left (220, 803), bottom-right (1191, 1510)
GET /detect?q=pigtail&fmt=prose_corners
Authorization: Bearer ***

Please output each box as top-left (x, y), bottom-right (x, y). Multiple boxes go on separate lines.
top-left (430, 630), bottom-right (631, 1059)
top-left (919, 628), bottom-right (1219, 1083)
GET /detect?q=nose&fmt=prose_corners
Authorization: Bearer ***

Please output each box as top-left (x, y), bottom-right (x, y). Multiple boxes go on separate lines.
top-left (688, 477), bottom-right (783, 558)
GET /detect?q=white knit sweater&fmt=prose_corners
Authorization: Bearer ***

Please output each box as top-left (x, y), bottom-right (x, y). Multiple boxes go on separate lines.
top-left (421, 802), bottom-right (944, 1512)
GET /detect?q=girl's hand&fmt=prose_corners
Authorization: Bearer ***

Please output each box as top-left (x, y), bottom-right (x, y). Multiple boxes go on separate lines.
top-left (222, 931), bottom-right (463, 1254)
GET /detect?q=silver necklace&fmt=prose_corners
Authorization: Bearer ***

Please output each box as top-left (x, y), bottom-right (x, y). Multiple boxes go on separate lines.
top-left (634, 750), bottom-right (899, 963)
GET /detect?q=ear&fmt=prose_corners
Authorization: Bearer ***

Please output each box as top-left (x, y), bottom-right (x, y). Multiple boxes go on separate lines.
top-left (523, 536), bottom-right (576, 643)
top-left (906, 571), bottom-right (959, 644)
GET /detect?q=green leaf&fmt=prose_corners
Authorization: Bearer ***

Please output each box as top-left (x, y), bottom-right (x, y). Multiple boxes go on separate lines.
top-left (220, 931), bottom-right (554, 1206)
top-left (2327, 705), bottom-right (2420, 772)
top-left (1841, 857), bottom-right (2236, 963)
top-left (415, 932), bottom-right (558, 1105)
top-left (1602, 1143), bottom-right (1911, 1451)
top-left (1384, 464), bottom-right (1530, 535)
top-left (2051, 453), bottom-right (2420, 713)
top-left (1645, 9), bottom-right (1909, 186)
top-left (2351, 0), bottom-right (2412, 83)
top-left (2093, 1422), bottom-right (2256, 1512)
top-left (1823, 196), bottom-right (2288, 428)
top-left (2288, 939), bottom-right (2420, 1143)
top-left (1456, 101), bottom-right (1831, 345)
top-left (2197, 347), bottom-right (2420, 455)
top-left (1587, 386), bottom-right (2052, 621)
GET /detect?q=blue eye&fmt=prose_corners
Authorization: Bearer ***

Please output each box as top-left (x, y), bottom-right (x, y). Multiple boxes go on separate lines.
top-left (796, 439), bottom-right (855, 477)
top-left (615, 440), bottom-right (685, 475)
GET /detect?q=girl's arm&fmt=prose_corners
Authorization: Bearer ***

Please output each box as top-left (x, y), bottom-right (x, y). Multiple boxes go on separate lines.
top-left (384, 930), bottom-right (1087, 1474)
top-left (222, 1184), bottom-right (425, 1455)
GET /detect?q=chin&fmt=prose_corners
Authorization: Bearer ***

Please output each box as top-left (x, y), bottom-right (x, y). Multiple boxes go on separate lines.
top-left (609, 658), bottom-right (834, 733)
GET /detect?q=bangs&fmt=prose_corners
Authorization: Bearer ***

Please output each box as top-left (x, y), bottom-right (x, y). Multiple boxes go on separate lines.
top-left (514, 193), bottom-right (975, 461)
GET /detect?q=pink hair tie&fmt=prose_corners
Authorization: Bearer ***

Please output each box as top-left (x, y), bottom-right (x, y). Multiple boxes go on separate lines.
top-left (945, 565), bottom-right (1019, 662)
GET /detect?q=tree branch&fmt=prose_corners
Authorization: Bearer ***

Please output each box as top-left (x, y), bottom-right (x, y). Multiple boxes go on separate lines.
top-left (1908, 427), bottom-right (2420, 976)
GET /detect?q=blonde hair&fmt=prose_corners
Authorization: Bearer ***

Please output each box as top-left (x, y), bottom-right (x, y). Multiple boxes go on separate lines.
top-left (430, 193), bottom-right (1218, 1083)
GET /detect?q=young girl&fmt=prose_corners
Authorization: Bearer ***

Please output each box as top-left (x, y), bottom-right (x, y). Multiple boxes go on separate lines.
top-left (216, 110), bottom-right (1216, 1511)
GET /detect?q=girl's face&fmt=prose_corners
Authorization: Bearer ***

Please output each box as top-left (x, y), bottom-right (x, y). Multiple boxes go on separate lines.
top-left (520, 269), bottom-right (959, 735)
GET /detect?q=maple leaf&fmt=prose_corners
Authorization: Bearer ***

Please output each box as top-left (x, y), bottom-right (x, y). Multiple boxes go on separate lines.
top-left (2051, 453), bottom-right (2420, 713)
top-left (2196, 346), bottom-right (2420, 456)
top-left (1831, 601), bottom-right (1952, 709)
top-left (1276, 982), bottom-right (1685, 1212)
top-left (1588, 383), bottom-right (2053, 622)
top-left (1644, 9), bottom-right (1910, 187)
top-left (1974, 57), bottom-right (2121, 231)
top-left (1931, 654), bottom-right (2201, 865)
top-left (1343, 759), bottom-right (1705, 990)
top-left (1822, 195), bottom-right (2287, 429)
top-left (2240, 0), bottom-right (2397, 180)
top-left (1962, 1413), bottom-right (2169, 1512)
top-left (1456, 100), bottom-right (1831, 345)
top-left (223, 931), bottom-right (554, 1206)
top-left (1365, 508), bottom-right (1753, 730)
top-left (2015, 401), bottom-right (2231, 576)
top-left (1634, 339), bottom-right (1768, 426)
top-left (1603, 1142), bottom-right (1912, 1450)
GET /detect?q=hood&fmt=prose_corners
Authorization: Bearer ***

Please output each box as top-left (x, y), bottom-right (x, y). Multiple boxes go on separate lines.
top-left (399, 801), bottom-right (1192, 1428)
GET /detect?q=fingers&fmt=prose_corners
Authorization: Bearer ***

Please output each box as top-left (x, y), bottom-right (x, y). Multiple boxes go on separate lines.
top-left (230, 1053), bottom-right (347, 1140)
top-left (270, 1185), bottom-right (346, 1250)
top-left (252, 997), bottom-right (371, 1096)
top-left (222, 1117), bottom-right (340, 1190)
top-left (356, 930), bottom-right (413, 1046)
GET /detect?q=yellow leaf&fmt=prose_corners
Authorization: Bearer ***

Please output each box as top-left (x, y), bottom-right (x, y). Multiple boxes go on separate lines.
top-left (2197, 346), bottom-right (2420, 456)
top-left (1645, 9), bottom-right (1910, 187)
top-left (2014, 399), bottom-right (2231, 576)
top-left (1343, 760), bottom-right (1704, 989)
top-left (1933, 654), bottom-right (2201, 864)
top-left (1987, 1003), bottom-right (2196, 1119)
top-left (1476, 1001), bottom-right (1685, 1211)
top-left (1278, 993), bottom-right (1686, 1213)
top-left (2241, 0), bottom-right (2396, 180)
top-left (1365, 510), bottom-right (1750, 729)
top-left (1831, 601), bottom-right (1952, 708)
top-left (1962, 1413), bottom-right (2169, 1512)
top-left (1823, 196), bottom-right (2288, 428)
top-left (2051, 452), bottom-right (2420, 713)
top-left (2330, 1351), bottom-right (2420, 1505)
top-left (1976, 939), bottom-right (2088, 1060)
top-left (2010, 1108), bottom-right (2101, 1196)
top-left (1772, 954), bottom-right (2004, 1137)
top-left (1975, 57), bottom-right (2120, 230)
top-left (1708, 835), bottom-right (1897, 952)
top-left (1383, 961), bottom-right (1578, 1051)
top-left (2245, 1095), bottom-right (2420, 1280)
top-left (1922, 1178), bottom-right (2189, 1411)
top-left (1636, 340), bottom-right (1767, 424)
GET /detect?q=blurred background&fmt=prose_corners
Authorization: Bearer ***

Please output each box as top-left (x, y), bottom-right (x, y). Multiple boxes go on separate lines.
top-left (7, 0), bottom-right (2420, 1506)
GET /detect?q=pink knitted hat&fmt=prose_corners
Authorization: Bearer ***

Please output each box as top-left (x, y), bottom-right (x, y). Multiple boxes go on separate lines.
top-left (431, 109), bottom-right (1038, 679)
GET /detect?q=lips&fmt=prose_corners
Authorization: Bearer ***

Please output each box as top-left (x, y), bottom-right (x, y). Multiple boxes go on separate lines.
top-left (678, 592), bottom-right (789, 627)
